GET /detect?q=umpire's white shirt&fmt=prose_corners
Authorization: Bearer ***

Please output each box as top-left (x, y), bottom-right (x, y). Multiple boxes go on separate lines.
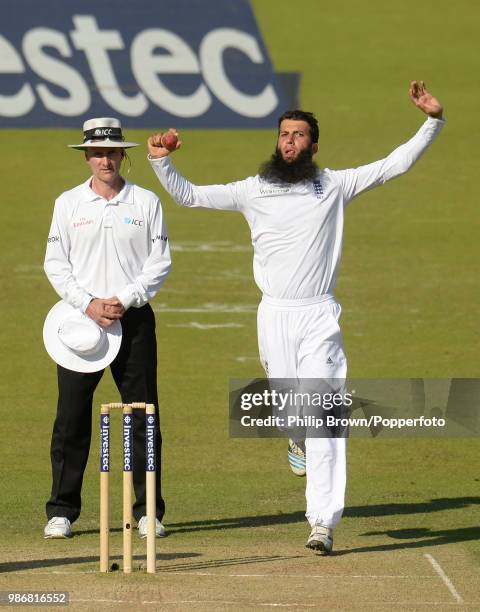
top-left (44, 178), bottom-right (171, 311)
top-left (149, 117), bottom-right (444, 299)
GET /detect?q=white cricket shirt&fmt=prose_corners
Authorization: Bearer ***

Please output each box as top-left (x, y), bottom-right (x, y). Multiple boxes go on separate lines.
top-left (150, 117), bottom-right (444, 300)
top-left (44, 178), bottom-right (171, 311)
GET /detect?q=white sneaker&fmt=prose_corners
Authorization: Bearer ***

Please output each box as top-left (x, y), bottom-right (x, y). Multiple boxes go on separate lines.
top-left (288, 439), bottom-right (306, 476)
top-left (138, 516), bottom-right (166, 538)
top-left (306, 525), bottom-right (333, 554)
top-left (44, 517), bottom-right (72, 539)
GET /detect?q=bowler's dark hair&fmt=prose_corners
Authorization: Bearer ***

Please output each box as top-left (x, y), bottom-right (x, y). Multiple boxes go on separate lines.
top-left (277, 110), bottom-right (319, 143)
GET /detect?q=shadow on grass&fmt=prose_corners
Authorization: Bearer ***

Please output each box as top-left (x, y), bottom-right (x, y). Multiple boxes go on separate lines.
top-left (6, 497), bottom-right (475, 570)
top-left (0, 552), bottom-right (200, 574)
top-left (341, 525), bottom-right (480, 555)
top-left (0, 552), bottom-right (302, 575)
top-left (161, 496), bottom-right (480, 534)
top-left (74, 527), bottom-right (123, 536)
top-left (167, 511), bottom-right (306, 533)
top-left (344, 496), bottom-right (480, 518)
top-left (73, 497), bottom-right (479, 538)
top-left (156, 554), bottom-right (303, 572)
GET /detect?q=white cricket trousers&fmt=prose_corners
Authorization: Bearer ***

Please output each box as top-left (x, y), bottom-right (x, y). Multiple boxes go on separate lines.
top-left (257, 294), bottom-right (347, 529)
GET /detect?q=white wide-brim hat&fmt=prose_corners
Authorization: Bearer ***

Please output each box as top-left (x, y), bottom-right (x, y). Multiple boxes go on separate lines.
top-left (43, 301), bottom-right (122, 373)
top-left (68, 117), bottom-right (139, 150)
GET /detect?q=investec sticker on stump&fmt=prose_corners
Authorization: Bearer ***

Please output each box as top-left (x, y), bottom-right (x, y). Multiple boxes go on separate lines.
top-left (123, 414), bottom-right (132, 472)
top-left (146, 415), bottom-right (156, 472)
top-left (100, 414), bottom-right (110, 472)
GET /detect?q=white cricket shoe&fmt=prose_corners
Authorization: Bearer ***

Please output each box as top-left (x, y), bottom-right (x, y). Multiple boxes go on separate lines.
top-left (288, 439), bottom-right (306, 476)
top-left (138, 516), bottom-right (166, 538)
top-left (44, 517), bottom-right (72, 539)
top-left (306, 525), bottom-right (333, 555)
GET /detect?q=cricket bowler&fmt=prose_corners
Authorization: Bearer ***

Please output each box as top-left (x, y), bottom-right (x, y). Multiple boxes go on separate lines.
top-left (146, 81), bottom-right (444, 553)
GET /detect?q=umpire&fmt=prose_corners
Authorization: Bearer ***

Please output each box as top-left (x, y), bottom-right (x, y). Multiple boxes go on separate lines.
top-left (43, 118), bottom-right (171, 539)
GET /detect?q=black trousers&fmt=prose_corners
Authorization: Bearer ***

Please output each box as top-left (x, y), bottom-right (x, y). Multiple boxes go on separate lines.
top-left (46, 304), bottom-right (164, 524)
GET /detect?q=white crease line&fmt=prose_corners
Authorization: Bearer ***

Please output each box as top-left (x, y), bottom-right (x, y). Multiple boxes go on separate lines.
top-left (171, 241), bottom-right (251, 253)
top-left (256, 603), bottom-right (318, 608)
top-left (160, 572), bottom-right (437, 578)
top-left (143, 601), bottom-right (240, 606)
top-left (21, 569), bottom-right (435, 579)
top-left (156, 288), bottom-right (185, 293)
top-left (152, 304), bottom-right (256, 314)
top-left (16, 570), bottom-right (98, 575)
top-left (68, 599), bottom-right (473, 608)
top-left (363, 604), bottom-right (475, 607)
top-left (72, 599), bottom-right (129, 604)
top-left (71, 599), bottom-right (240, 606)
top-left (424, 553), bottom-right (464, 604)
top-left (167, 322), bottom-right (244, 329)
top-left (203, 275), bottom-right (252, 281)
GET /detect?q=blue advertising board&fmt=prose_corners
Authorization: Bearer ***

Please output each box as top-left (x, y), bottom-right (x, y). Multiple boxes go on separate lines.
top-left (0, 0), bottom-right (297, 127)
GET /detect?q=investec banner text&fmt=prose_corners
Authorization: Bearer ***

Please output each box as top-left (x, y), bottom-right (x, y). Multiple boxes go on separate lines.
top-left (0, 0), bottom-right (290, 127)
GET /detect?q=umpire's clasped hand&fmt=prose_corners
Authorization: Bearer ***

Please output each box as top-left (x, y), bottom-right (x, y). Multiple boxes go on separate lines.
top-left (86, 297), bottom-right (125, 327)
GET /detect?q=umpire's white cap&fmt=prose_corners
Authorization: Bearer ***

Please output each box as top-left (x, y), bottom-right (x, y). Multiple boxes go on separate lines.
top-left (68, 117), bottom-right (139, 150)
top-left (43, 301), bottom-right (122, 373)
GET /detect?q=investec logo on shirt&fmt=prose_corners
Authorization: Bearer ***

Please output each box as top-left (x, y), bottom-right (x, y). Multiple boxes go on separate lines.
top-left (0, 0), bottom-right (292, 128)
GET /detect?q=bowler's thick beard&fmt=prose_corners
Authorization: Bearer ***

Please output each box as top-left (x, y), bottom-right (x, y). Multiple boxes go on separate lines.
top-left (258, 148), bottom-right (319, 184)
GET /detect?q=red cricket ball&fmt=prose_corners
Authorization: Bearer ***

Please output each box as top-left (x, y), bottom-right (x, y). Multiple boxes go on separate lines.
top-left (161, 133), bottom-right (178, 151)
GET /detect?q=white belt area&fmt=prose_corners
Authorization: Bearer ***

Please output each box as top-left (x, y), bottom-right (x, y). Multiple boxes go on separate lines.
top-left (261, 294), bottom-right (336, 310)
